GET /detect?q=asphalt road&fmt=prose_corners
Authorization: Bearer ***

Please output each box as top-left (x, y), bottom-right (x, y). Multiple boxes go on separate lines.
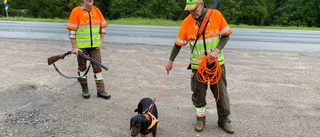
top-left (0, 38), bottom-right (319, 137)
top-left (0, 20), bottom-right (320, 52)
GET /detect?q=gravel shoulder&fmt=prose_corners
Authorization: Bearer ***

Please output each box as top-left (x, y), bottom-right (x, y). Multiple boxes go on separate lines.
top-left (0, 38), bottom-right (319, 137)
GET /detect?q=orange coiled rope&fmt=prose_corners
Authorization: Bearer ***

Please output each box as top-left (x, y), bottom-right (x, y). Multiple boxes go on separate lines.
top-left (196, 56), bottom-right (222, 84)
top-left (196, 56), bottom-right (222, 106)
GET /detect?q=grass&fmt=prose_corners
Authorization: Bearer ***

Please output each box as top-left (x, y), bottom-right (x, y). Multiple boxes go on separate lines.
top-left (0, 16), bottom-right (67, 23)
top-left (0, 16), bottom-right (319, 31)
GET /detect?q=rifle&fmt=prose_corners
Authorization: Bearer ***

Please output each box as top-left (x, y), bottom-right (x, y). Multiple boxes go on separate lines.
top-left (47, 51), bottom-right (108, 71)
top-left (47, 51), bottom-right (72, 65)
top-left (47, 51), bottom-right (109, 79)
top-left (78, 52), bottom-right (108, 71)
top-left (213, 0), bottom-right (220, 9)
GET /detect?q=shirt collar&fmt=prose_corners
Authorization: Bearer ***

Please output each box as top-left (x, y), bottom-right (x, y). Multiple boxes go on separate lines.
top-left (80, 3), bottom-right (92, 11)
top-left (196, 8), bottom-right (208, 24)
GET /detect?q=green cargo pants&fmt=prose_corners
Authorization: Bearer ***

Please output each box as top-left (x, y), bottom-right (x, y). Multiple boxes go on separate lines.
top-left (191, 65), bottom-right (231, 123)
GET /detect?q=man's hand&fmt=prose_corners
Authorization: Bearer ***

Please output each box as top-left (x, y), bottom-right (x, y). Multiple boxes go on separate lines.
top-left (166, 60), bottom-right (173, 74)
top-left (96, 45), bottom-right (101, 50)
top-left (208, 48), bottom-right (220, 60)
top-left (71, 47), bottom-right (82, 55)
top-left (70, 38), bottom-right (81, 55)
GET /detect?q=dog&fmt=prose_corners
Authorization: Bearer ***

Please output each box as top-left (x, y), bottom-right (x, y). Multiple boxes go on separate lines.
top-left (130, 97), bottom-right (158, 137)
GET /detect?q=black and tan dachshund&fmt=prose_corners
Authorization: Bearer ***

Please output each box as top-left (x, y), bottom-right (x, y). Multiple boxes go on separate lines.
top-left (130, 97), bottom-right (158, 137)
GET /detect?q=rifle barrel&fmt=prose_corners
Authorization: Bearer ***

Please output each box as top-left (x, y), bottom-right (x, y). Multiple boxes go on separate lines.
top-left (79, 52), bottom-right (108, 71)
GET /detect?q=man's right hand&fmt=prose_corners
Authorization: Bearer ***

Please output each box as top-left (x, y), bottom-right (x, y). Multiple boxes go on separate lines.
top-left (166, 60), bottom-right (173, 74)
top-left (71, 47), bottom-right (82, 55)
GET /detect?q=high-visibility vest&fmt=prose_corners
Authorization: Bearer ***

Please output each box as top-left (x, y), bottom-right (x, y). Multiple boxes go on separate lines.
top-left (66, 5), bottom-right (108, 48)
top-left (175, 9), bottom-right (232, 70)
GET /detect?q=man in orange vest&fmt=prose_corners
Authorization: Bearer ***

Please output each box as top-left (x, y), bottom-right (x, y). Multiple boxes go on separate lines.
top-left (66, 0), bottom-right (111, 99)
top-left (166, 0), bottom-right (234, 134)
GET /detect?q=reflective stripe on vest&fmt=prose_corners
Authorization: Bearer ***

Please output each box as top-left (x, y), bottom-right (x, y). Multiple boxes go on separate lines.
top-left (190, 36), bottom-right (224, 70)
top-left (76, 25), bottom-right (101, 48)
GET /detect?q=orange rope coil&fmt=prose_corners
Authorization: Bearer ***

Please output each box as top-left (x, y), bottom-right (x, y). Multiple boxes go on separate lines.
top-left (196, 56), bottom-right (222, 106)
top-left (196, 56), bottom-right (222, 85)
top-left (158, 56), bottom-right (222, 107)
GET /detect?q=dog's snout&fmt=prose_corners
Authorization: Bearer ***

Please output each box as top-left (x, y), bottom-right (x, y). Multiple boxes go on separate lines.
top-left (131, 133), bottom-right (137, 137)
top-left (131, 129), bottom-right (138, 137)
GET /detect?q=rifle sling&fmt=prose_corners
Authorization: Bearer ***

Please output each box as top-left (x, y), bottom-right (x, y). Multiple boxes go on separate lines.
top-left (190, 9), bottom-right (213, 54)
top-left (187, 9), bottom-right (212, 69)
top-left (53, 62), bottom-right (91, 81)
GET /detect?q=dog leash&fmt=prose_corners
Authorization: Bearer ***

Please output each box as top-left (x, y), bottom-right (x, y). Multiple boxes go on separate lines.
top-left (143, 73), bottom-right (170, 114)
top-left (140, 74), bottom-right (170, 134)
top-left (143, 58), bottom-right (221, 113)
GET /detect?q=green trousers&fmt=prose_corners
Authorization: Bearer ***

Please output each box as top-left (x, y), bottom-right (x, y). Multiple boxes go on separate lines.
top-left (191, 65), bottom-right (231, 122)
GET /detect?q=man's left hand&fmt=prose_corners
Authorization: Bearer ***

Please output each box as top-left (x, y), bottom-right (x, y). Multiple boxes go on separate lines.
top-left (208, 48), bottom-right (220, 60)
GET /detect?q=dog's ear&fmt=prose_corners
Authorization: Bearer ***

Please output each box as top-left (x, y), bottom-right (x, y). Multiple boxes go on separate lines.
top-left (130, 117), bottom-right (133, 130)
top-left (141, 117), bottom-right (149, 132)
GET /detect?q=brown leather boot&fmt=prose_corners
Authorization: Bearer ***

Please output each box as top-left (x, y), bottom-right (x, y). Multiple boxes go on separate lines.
top-left (95, 80), bottom-right (111, 99)
top-left (79, 78), bottom-right (90, 99)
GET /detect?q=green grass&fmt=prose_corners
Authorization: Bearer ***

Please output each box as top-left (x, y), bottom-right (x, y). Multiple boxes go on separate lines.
top-left (0, 16), bottom-right (66, 22)
top-left (229, 24), bottom-right (320, 31)
top-left (0, 16), bottom-right (319, 31)
top-left (108, 17), bottom-right (183, 26)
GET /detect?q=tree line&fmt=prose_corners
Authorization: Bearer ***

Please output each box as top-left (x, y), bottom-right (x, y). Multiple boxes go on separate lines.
top-left (1, 0), bottom-right (320, 27)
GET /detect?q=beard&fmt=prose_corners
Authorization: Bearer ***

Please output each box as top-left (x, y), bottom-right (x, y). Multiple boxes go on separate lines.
top-left (191, 13), bottom-right (200, 19)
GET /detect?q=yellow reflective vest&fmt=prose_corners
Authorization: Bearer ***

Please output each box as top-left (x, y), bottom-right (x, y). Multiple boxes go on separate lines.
top-left (175, 9), bottom-right (232, 69)
top-left (66, 5), bottom-right (108, 48)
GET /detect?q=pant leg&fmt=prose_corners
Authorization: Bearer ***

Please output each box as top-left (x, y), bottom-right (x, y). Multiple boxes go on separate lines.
top-left (88, 48), bottom-right (102, 74)
top-left (88, 48), bottom-right (109, 95)
top-left (77, 48), bottom-right (89, 72)
top-left (209, 65), bottom-right (231, 123)
top-left (77, 48), bottom-right (89, 85)
top-left (191, 70), bottom-right (208, 107)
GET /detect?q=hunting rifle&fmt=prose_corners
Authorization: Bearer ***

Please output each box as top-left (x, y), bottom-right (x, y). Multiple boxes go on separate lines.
top-left (47, 51), bottom-right (72, 65)
top-left (48, 51), bottom-right (108, 71)
top-left (213, 0), bottom-right (220, 9)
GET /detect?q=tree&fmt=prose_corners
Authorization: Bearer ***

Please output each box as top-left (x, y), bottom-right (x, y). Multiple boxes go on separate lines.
top-left (2, 0), bottom-right (320, 27)
top-left (108, 0), bottom-right (181, 20)
top-left (236, 0), bottom-right (269, 26)
top-left (219, 0), bottom-right (243, 25)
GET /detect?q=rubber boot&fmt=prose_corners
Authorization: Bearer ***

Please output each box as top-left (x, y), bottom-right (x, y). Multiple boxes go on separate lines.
top-left (218, 122), bottom-right (234, 134)
top-left (95, 80), bottom-right (111, 99)
top-left (79, 78), bottom-right (90, 99)
top-left (195, 116), bottom-right (206, 132)
top-left (218, 115), bottom-right (234, 134)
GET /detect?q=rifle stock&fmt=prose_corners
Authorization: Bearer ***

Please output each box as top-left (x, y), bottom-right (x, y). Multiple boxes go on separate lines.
top-left (47, 51), bottom-right (72, 65)
top-left (213, 0), bottom-right (220, 9)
